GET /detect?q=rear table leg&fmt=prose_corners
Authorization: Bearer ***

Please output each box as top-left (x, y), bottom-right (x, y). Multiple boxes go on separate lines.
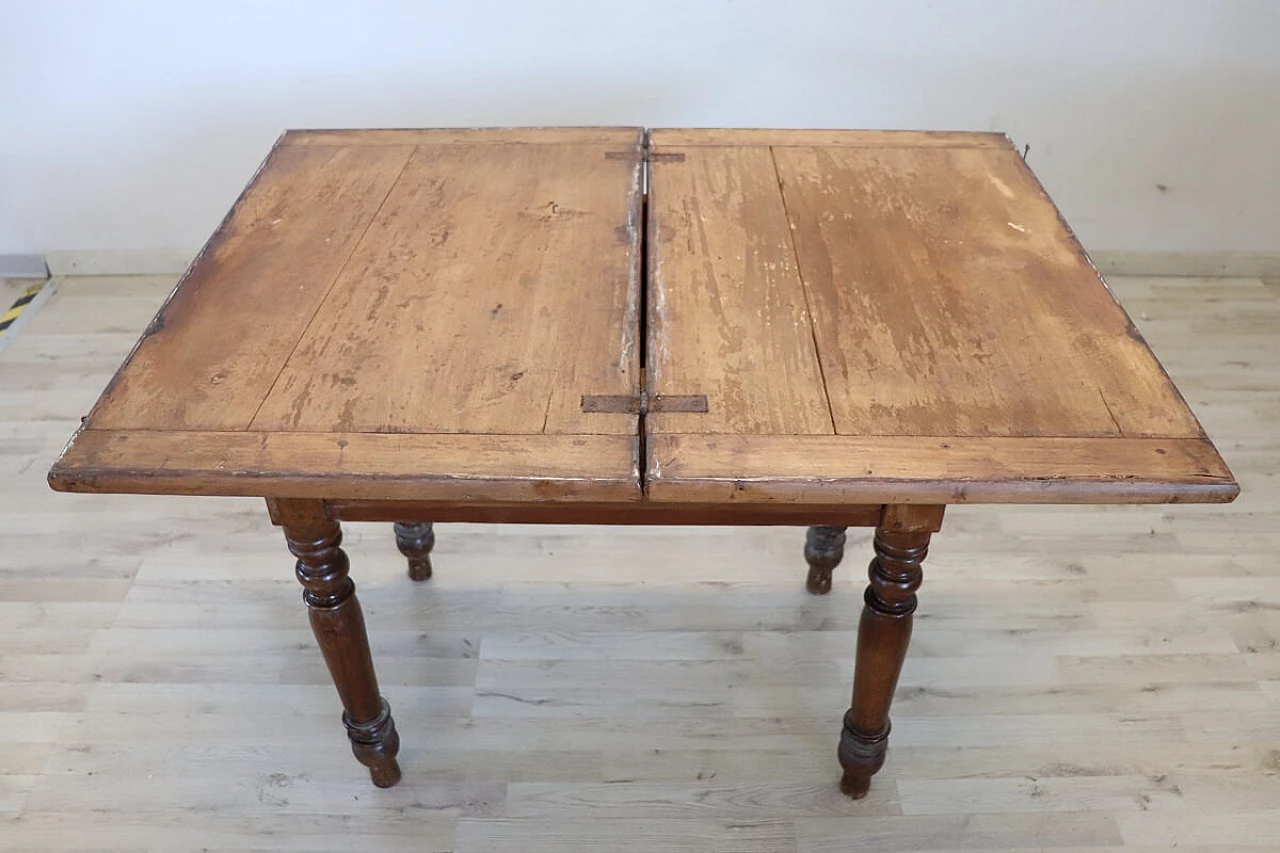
top-left (804, 526), bottom-right (848, 595)
top-left (394, 522), bottom-right (435, 581)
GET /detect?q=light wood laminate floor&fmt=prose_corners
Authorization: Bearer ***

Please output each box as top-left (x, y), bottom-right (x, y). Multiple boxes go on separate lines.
top-left (0, 274), bottom-right (1276, 852)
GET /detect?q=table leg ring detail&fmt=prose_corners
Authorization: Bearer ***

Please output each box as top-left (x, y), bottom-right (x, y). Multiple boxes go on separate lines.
top-left (838, 718), bottom-right (890, 798)
top-left (343, 698), bottom-right (402, 788)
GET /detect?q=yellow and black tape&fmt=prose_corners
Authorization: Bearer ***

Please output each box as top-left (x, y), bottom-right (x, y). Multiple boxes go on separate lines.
top-left (0, 281), bottom-right (45, 336)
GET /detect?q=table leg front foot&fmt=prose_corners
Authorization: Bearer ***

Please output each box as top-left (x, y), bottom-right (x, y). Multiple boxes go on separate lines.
top-left (345, 698), bottom-right (402, 788)
top-left (838, 717), bottom-right (889, 798)
top-left (804, 525), bottom-right (847, 595)
top-left (393, 522), bottom-right (435, 581)
top-left (837, 525), bottom-right (930, 799)
top-left (286, 516), bottom-right (402, 788)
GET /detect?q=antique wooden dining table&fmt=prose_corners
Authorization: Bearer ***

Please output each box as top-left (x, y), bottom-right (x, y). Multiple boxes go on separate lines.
top-left (48, 127), bottom-right (1238, 799)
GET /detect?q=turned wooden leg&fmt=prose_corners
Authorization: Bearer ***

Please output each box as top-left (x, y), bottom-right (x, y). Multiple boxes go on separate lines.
top-left (804, 525), bottom-right (847, 595)
top-left (281, 507), bottom-right (401, 788)
top-left (838, 505), bottom-right (943, 799)
top-left (393, 522), bottom-right (435, 581)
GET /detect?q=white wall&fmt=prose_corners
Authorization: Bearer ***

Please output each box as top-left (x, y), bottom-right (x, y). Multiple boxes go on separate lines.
top-left (2, 0), bottom-right (1278, 255)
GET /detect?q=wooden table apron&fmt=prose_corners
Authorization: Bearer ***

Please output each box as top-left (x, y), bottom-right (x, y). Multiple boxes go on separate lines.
top-left (47, 127), bottom-right (1238, 801)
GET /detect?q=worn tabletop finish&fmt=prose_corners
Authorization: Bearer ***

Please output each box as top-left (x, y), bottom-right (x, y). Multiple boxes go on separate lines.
top-left (49, 127), bottom-right (1237, 799)
top-left (55, 128), bottom-right (645, 503)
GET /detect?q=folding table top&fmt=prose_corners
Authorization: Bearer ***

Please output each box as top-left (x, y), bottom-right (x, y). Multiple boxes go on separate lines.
top-left (48, 127), bottom-right (1237, 506)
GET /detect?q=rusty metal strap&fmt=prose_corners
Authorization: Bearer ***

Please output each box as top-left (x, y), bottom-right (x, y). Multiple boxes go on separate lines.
top-left (581, 393), bottom-right (707, 415)
top-left (604, 151), bottom-right (685, 163)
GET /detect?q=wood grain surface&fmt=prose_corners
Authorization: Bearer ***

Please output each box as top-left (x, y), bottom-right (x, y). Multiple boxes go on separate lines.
top-left (53, 127), bottom-right (644, 500)
top-left (250, 139), bottom-right (642, 436)
top-left (642, 128), bottom-right (1232, 504)
top-left (49, 430), bottom-right (641, 502)
top-left (89, 142), bottom-right (416, 431)
top-left (49, 128), bottom-right (1235, 506)
top-left (645, 145), bottom-right (832, 435)
top-left (646, 435), bottom-right (1237, 504)
top-left (771, 143), bottom-right (1201, 439)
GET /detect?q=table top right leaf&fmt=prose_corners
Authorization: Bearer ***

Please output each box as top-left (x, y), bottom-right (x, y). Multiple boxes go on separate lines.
top-left (643, 128), bottom-right (1238, 505)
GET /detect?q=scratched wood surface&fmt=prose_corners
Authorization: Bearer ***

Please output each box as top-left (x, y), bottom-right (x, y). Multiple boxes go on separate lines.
top-left (89, 142), bottom-right (416, 431)
top-left (646, 435), bottom-right (1235, 505)
top-left (50, 127), bottom-right (1234, 506)
top-left (771, 143), bottom-right (1200, 439)
top-left (4, 272), bottom-right (1278, 851)
top-left (49, 431), bottom-right (641, 502)
top-left (250, 138), bottom-right (643, 436)
top-left (51, 128), bottom-right (644, 500)
top-left (644, 129), bottom-right (1232, 503)
top-left (645, 145), bottom-right (832, 435)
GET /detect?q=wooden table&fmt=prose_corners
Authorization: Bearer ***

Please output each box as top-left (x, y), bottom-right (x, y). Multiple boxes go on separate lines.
top-left (48, 127), bottom-right (1238, 799)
